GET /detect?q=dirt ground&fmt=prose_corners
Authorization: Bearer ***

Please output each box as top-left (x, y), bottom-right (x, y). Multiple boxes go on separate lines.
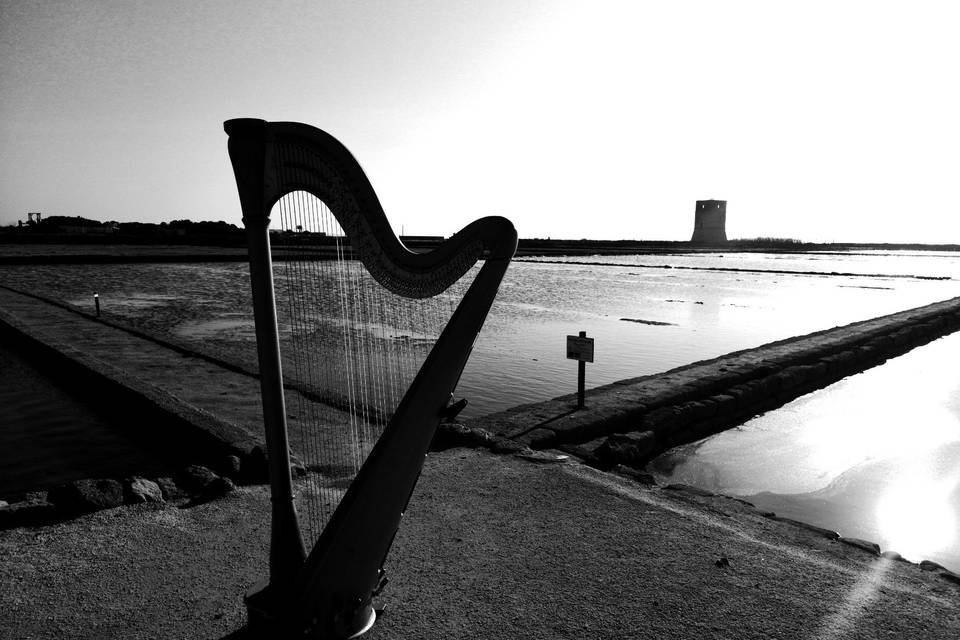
top-left (1, 449), bottom-right (958, 640)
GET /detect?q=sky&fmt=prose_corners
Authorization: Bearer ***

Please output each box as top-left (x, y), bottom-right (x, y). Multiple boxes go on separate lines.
top-left (1, 0), bottom-right (958, 243)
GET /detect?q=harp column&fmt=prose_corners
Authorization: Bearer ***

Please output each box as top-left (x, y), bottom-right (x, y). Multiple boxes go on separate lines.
top-left (229, 119), bottom-right (307, 594)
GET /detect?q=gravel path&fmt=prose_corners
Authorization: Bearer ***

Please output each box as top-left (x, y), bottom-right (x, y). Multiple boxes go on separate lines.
top-left (2, 449), bottom-right (958, 639)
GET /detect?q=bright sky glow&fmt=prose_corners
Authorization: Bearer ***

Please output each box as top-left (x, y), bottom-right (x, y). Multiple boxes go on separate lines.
top-left (2, 0), bottom-right (959, 242)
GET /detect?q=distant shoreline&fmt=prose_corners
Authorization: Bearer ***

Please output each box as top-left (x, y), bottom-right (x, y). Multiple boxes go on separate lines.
top-left (1, 236), bottom-right (958, 264)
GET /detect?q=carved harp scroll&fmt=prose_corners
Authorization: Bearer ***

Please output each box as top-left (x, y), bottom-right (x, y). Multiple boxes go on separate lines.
top-left (225, 118), bottom-right (517, 638)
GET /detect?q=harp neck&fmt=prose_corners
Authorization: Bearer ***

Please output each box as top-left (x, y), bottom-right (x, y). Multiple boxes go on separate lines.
top-left (225, 118), bottom-right (517, 298)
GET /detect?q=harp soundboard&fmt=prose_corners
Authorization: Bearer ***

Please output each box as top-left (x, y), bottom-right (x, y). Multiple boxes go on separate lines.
top-left (225, 118), bottom-right (516, 638)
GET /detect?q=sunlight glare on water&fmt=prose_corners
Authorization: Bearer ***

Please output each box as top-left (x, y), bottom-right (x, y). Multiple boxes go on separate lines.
top-left (876, 466), bottom-right (958, 563)
top-left (650, 330), bottom-right (960, 571)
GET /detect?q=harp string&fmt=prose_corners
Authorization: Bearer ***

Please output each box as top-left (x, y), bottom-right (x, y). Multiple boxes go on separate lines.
top-left (269, 182), bottom-right (468, 545)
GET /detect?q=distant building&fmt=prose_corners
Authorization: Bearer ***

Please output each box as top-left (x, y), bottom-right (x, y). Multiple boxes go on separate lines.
top-left (690, 200), bottom-right (727, 243)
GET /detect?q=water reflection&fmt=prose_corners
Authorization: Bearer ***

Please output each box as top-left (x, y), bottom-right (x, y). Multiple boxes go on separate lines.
top-left (875, 457), bottom-right (958, 563)
top-left (649, 331), bottom-right (960, 571)
top-left (6, 252), bottom-right (960, 418)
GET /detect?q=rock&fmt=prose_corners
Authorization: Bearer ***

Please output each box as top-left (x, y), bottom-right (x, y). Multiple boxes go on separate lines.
top-left (611, 465), bottom-right (656, 485)
top-left (239, 447), bottom-right (269, 484)
top-left (185, 476), bottom-right (237, 507)
top-left (0, 500), bottom-right (59, 528)
top-left (599, 431), bottom-right (657, 468)
top-left (940, 571), bottom-right (960, 586)
top-left (430, 422), bottom-right (469, 450)
top-left (640, 406), bottom-right (682, 434)
top-left (199, 476), bottom-right (235, 500)
top-left (219, 455), bottom-right (243, 479)
top-left (124, 477), bottom-right (164, 504)
top-left (706, 394), bottom-right (737, 416)
top-left (23, 490), bottom-right (45, 501)
top-left (175, 465), bottom-right (218, 494)
top-left (490, 437), bottom-right (526, 454)
top-left (154, 477), bottom-right (188, 502)
top-left (664, 484), bottom-right (715, 498)
top-left (767, 515), bottom-right (840, 541)
top-left (557, 439), bottom-right (608, 468)
top-left (48, 479), bottom-right (124, 515)
top-left (289, 456), bottom-right (307, 477)
top-left (0, 500), bottom-right (8, 509)
top-left (517, 450), bottom-right (569, 464)
top-left (880, 551), bottom-right (904, 562)
top-left (431, 423), bottom-right (496, 450)
top-left (839, 537), bottom-right (880, 556)
top-left (521, 428), bottom-right (558, 449)
top-left (920, 560), bottom-right (947, 572)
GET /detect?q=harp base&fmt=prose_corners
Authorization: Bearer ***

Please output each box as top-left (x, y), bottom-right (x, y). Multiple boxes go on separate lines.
top-left (244, 579), bottom-right (377, 639)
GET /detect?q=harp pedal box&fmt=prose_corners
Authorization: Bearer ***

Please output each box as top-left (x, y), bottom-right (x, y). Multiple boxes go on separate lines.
top-left (372, 570), bottom-right (389, 597)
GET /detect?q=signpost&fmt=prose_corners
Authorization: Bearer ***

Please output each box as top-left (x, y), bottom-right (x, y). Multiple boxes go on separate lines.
top-left (566, 331), bottom-right (594, 409)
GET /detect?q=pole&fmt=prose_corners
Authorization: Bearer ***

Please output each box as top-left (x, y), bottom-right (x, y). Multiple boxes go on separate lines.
top-left (94, 293), bottom-right (100, 317)
top-left (577, 330), bottom-right (586, 409)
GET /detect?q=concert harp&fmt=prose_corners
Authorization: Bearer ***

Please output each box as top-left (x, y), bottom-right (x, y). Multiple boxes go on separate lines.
top-left (225, 118), bottom-right (516, 637)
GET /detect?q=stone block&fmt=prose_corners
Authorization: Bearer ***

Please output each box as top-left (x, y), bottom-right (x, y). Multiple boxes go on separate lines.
top-left (707, 394), bottom-right (736, 416)
top-left (556, 438), bottom-right (607, 464)
top-left (599, 431), bottom-right (657, 468)
top-left (817, 354), bottom-right (845, 374)
top-left (641, 406), bottom-right (682, 434)
top-left (682, 400), bottom-right (716, 421)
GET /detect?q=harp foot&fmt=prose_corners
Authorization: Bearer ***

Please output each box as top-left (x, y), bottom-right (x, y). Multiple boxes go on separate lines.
top-left (244, 580), bottom-right (377, 639)
top-left (342, 604), bottom-right (377, 639)
top-left (243, 579), bottom-right (285, 636)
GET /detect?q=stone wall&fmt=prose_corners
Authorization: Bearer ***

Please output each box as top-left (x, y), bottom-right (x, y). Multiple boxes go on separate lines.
top-left (476, 296), bottom-right (960, 471)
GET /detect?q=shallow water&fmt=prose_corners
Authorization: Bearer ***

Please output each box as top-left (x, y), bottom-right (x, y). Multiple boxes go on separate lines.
top-left (3, 252), bottom-right (959, 417)
top-left (650, 331), bottom-right (960, 572)
top-left (458, 252), bottom-right (960, 416)
top-left (0, 344), bottom-right (178, 496)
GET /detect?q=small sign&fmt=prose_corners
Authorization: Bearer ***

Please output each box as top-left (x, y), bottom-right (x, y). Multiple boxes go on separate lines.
top-left (566, 335), bottom-right (594, 362)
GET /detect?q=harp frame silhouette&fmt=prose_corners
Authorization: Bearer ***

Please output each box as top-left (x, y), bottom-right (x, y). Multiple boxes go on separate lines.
top-left (225, 118), bottom-right (516, 638)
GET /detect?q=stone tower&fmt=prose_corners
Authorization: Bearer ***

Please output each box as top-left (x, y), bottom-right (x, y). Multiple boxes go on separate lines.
top-left (690, 200), bottom-right (727, 243)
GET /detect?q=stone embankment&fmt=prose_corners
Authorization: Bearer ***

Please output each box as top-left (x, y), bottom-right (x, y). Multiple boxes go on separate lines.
top-left (0, 287), bottom-right (270, 528)
top-left (474, 296), bottom-right (960, 471)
